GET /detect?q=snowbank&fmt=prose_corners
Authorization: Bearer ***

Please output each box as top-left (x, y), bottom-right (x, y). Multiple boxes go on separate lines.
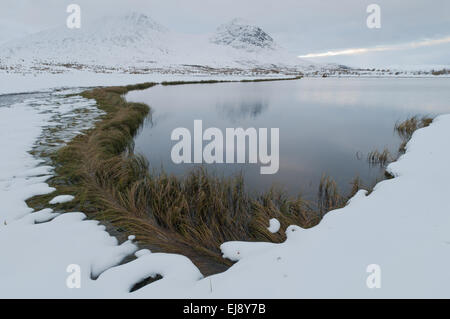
top-left (49, 195), bottom-right (75, 204)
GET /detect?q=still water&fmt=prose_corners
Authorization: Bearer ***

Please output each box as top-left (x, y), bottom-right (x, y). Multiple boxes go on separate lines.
top-left (126, 78), bottom-right (450, 200)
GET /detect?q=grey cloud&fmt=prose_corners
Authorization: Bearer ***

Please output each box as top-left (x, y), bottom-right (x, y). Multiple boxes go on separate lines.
top-left (0, 0), bottom-right (448, 66)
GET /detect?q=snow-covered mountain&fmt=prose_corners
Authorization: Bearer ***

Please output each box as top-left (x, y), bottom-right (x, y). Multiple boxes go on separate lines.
top-left (0, 13), bottom-right (313, 73)
top-left (0, 13), bottom-right (170, 67)
top-left (211, 18), bottom-right (276, 51)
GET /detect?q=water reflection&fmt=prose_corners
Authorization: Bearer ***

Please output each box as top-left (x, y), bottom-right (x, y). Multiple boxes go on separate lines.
top-left (216, 100), bottom-right (269, 122)
top-left (126, 78), bottom-right (450, 200)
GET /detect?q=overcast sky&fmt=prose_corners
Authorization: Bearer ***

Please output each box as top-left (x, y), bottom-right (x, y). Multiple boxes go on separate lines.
top-left (0, 0), bottom-right (449, 67)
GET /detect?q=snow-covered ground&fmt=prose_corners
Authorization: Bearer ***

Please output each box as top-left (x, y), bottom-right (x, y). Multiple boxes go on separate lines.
top-left (1, 82), bottom-right (450, 298)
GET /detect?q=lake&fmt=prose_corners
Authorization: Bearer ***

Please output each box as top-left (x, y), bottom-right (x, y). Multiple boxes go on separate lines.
top-left (126, 77), bottom-right (450, 201)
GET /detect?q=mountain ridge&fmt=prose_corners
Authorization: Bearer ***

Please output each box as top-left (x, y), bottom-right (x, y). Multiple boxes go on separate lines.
top-left (0, 13), bottom-right (312, 72)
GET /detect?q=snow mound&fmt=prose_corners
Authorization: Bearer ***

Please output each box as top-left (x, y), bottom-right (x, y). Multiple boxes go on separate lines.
top-left (221, 241), bottom-right (278, 262)
top-left (267, 218), bottom-right (281, 233)
top-left (49, 195), bottom-right (75, 204)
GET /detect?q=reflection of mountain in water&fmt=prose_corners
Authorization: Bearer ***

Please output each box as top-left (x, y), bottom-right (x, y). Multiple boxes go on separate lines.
top-left (216, 100), bottom-right (269, 122)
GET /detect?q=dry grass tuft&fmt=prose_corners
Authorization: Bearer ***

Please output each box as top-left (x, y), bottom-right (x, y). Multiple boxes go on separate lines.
top-left (367, 148), bottom-right (392, 166)
top-left (394, 116), bottom-right (433, 141)
top-left (366, 116), bottom-right (434, 168)
top-left (318, 174), bottom-right (346, 214)
top-left (394, 116), bottom-right (433, 155)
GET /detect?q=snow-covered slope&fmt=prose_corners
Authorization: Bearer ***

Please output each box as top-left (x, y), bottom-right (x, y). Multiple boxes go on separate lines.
top-left (211, 18), bottom-right (276, 51)
top-left (0, 13), bottom-right (312, 72)
top-left (206, 18), bottom-right (306, 68)
top-left (0, 13), bottom-right (170, 67)
top-left (0, 20), bottom-right (31, 45)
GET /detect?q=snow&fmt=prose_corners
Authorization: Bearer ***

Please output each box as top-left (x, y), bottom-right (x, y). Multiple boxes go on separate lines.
top-left (0, 104), bottom-right (55, 223)
top-left (135, 249), bottom-right (152, 257)
top-left (49, 195), bottom-right (75, 204)
top-left (95, 253), bottom-right (203, 298)
top-left (221, 242), bottom-right (278, 262)
top-left (387, 64), bottom-right (450, 72)
top-left (211, 18), bottom-right (276, 50)
top-left (267, 218), bottom-right (281, 233)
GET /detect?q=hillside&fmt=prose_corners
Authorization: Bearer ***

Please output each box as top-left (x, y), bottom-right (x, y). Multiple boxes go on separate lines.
top-left (0, 13), bottom-right (312, 74)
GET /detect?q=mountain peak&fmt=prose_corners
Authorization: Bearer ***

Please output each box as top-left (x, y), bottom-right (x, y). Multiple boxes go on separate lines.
top-left (211, 18), bottom-right (275, 51)
top-left (227, 18), bottom-right (251, 26)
